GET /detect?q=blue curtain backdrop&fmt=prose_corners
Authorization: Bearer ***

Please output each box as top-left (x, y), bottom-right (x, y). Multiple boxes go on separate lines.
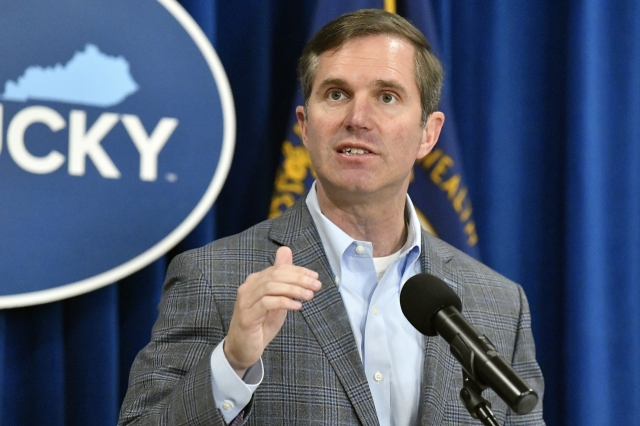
top-left (1, 1), bottom-right (639, 425)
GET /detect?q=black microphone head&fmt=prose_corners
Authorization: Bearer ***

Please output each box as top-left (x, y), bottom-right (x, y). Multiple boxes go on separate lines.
top-left (400, 273), bottom-right (462, 336)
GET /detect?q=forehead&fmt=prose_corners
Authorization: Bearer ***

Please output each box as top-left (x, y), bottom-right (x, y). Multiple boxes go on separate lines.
top-left (313, 34), bottom-right (417, 89)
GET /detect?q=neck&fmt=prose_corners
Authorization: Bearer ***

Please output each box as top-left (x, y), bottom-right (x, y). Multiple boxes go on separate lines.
top-left (315, 182), bottom-right (408, 257)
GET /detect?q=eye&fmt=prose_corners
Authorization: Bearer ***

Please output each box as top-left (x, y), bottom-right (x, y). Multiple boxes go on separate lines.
top-left (380, 92), bottom-right (397, 104)
top-left (328, 90), bottom-right (346, 101)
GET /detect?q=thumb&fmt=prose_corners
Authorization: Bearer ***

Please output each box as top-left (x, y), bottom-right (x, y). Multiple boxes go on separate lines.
top-left (274, 246), bottom-right (293, 266)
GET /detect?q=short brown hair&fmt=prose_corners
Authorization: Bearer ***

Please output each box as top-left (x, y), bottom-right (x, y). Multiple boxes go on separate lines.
top-left (298, 9), bottom-right (443, 126)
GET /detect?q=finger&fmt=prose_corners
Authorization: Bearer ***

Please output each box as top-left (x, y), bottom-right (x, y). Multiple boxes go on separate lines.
top-left (242, 264), bottom-right (319, 293)
top-left (268, 267), bottom-right (321, 290)
top-left (236, 294), bottom-right (304, 327)
top-left (273, 247), bottom-right (319, 279)
top-left (274, 246), bottom-right (293, 266)
top-left (239, 279), bottom-right (315, 311)
top-left (261, 280), bottom-right (315, 301)
top-left (258, 295), bottom-right (303, 312)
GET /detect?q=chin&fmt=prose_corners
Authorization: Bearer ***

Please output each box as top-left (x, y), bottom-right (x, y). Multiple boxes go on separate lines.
top-left (327, 179), bottom-right (379, 197)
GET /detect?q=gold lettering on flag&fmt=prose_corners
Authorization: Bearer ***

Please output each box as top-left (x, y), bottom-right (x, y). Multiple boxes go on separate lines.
top-left (418, 149), bottom-right (478, 246)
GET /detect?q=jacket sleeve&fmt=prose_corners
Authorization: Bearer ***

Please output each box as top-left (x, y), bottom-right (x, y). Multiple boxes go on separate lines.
top-left (504, 284), bottom-right (546, 425)
top-left (118, 252), bottom-right (230, 425)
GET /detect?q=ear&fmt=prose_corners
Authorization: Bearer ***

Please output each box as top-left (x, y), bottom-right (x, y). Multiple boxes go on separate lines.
top-left (416, 111), bottom-right (444, 160)
top-left (295, 105), bottom-right (308, 148)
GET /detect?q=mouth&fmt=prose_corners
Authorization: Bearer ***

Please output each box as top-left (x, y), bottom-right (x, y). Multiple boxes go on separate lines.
top-left (340, 147), bottom-right (371, 156)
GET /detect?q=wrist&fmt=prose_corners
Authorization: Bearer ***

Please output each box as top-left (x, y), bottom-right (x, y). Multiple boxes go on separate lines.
top-left (223, 339), bottom-right (249, 378)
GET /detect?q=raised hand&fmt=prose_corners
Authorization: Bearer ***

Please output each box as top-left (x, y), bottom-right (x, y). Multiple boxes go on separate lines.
top-left (223, 246), bottom-right (321, 377)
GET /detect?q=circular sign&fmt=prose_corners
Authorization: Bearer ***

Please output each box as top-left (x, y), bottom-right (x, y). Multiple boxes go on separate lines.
top-left (0, 0), bottom-right (235, 308)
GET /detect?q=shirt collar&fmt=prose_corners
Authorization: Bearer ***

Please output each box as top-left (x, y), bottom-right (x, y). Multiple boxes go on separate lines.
top-left (305, 181), bottom-right (422, 281)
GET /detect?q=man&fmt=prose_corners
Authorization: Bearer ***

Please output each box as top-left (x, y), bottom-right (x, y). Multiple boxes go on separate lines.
top-left (119, 9), bottom-right (544, 425)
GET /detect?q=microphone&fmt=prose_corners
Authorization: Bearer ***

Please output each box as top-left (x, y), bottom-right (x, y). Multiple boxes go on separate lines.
top-left (400, 273), bottom-right (538, 415)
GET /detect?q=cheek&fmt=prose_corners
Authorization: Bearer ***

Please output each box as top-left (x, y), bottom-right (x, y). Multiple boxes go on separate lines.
top-left (302, 134), bottom-right (328, 167)
top-left (390, 129), bottom-right (424, 160)
top-left (306, 122), bottom-right (335, 152)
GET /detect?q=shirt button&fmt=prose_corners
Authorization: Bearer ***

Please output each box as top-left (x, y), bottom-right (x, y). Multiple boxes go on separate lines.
top-left (222, 400), bottom-right (234, 411)
top-left (372, 305), bottom-right (379, 315)
top-left (355, 245), bottom-right (365, 254)
top-left (373, 372), bottom-right (383, 382)
top-left (334, 276), bottom-right (340, 285)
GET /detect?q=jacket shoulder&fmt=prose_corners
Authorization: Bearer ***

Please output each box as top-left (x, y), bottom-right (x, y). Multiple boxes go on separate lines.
top-left (423, 231), bottom-right (522, 296)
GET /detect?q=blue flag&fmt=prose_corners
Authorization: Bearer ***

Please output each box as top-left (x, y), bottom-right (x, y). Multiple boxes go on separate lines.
top-left (270, 0), bottom-right (480, 259)
top-left (400, 0), bottom-right (480, 258)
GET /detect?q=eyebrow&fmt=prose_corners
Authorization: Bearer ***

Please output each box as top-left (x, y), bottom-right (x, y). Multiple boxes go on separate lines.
top-left (374, 79), bottom-right (407, 94)
top-left (316, 78), bottom-right (349, 92)
top-left (315, 78), bottom-right (407, 94)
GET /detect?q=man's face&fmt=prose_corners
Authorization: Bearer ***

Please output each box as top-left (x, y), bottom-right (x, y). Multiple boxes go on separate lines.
top-left (297, 34), bottom-right (443, 203)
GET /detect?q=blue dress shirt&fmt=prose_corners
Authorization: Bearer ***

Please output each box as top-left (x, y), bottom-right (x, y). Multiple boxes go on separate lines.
top-left (306, 182), bottom-right (424, 426)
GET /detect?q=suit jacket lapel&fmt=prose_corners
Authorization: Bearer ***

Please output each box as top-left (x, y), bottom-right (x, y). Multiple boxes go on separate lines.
top-left (268, 201), bottom-right (468, 425)
top-left (417, 232), bottom-right (465, 425)
top-left (269, 200), bottom-right (380, 426)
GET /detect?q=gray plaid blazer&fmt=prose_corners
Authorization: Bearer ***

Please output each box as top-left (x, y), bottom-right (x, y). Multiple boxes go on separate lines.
top-left (119, 198), bottom-right (545, 425)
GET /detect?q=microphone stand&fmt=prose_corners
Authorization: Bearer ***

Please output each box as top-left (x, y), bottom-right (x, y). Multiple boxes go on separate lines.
top-left (459, 372), bottom-right (500, 426)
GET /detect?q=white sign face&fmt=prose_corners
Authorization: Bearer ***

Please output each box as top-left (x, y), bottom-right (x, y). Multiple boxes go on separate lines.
top-left (0, 0), bottom-right (235, 308)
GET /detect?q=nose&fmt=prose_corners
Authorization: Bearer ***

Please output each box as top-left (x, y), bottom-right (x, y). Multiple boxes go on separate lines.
top-left (343, 94), bottom-right (373, 131)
